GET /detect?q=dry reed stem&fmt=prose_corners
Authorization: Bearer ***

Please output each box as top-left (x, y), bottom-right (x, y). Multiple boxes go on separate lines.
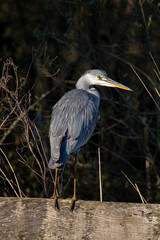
top-left (0, 168), bottom-right (19, 197)
top-left (155, 88), bottom-right (160, 97)
top-left (130, 65), bottom-right (160, 110)
top-left (154, 69), bottom-right (160, 82)
top-left (135, 184), bottom-right (145, 204)
top-left (17, 152), bottom-right (47, 190)
top-left (24, 119), bottom-right (48, 194)
top-left (149, 52), bottom-right (160, 78)
top-left (98, 147), bottom-right (102, 202)
top-left (28, 123), bottom-right (48, 196)
top-left (121, 171), bottom-right (147, 204)
top-left (33, 123), bottom-right (54, 181)
top-left (0, 148), bottom-right (22, 198)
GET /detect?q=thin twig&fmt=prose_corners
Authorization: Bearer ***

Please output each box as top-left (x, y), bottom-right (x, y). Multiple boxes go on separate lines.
top-left (130, 65), bottom-right (160, 110)
top-left (17, 153), bottom-right (46, 186)
top-left (0, 105), bottom-right (17, 129)
top-left (34, 123), bottom-right (54, 181)
top-left (154, 69), bottom-right (160, 82)
top-left (0, 148), bottom-right (22, 197)
top-left (0, 85), bottom-right (58, 145)
top-left (149, 52), bottom-right (160, 78)
top-left (155, 88), bottom-right (160, 98)
top-left (121, 171), bottom-right (147, 203)
top-left (0, 168), bottom-right (19, 197)
top-left (29, 122), bottom-right (48, 197)
top-left (135, 183), bottom-right (145, 204)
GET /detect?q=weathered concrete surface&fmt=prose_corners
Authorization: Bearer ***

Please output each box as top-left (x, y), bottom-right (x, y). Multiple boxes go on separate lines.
top-left (0, 197), bottom-right (160, 240)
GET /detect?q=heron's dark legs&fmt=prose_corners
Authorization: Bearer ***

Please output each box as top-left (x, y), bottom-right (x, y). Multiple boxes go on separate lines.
top-left (71, 153), bottom-right (78, 211)
top-left (50, 168), bottom-right (59, 210)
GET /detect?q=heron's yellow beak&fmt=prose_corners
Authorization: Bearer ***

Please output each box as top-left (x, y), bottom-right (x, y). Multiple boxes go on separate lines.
top-left (102, 77), bottom-right (132, 91)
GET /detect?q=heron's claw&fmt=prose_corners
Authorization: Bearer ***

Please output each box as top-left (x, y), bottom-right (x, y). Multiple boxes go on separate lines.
top-left (50, 194), bottom-right (60, 210)
top-left (55, 198), bottom-right (60, 210)
top-left (70, 197), bottom-right (76, 211)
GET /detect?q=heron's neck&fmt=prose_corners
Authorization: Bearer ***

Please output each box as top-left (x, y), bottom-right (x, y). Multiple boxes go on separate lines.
top-left (76, 74), bottom-right (91, 90)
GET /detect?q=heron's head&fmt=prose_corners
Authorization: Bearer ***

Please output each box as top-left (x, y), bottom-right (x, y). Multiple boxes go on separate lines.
top-left (84, 69), bottom-right (132, 91)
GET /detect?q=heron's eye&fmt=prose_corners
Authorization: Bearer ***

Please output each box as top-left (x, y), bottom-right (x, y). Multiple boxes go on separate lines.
top-left (97, 75), bottom-right (102, 80)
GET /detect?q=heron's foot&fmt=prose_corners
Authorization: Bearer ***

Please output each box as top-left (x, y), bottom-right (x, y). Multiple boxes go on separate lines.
top-left (50, 194), bottom-right (60, 210)
top-left (70, 196), bottom-right (77, 211)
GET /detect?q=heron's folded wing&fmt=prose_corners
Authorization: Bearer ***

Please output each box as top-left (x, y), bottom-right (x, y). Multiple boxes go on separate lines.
top-left (49, 89), bottom-right (99, 160)
top-left (67, 98), bottom-right (99, 154)
top-left (49, 103), bottom-right (68, 161)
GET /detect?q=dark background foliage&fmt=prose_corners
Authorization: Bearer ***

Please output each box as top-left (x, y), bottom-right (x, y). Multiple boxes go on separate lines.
top-left (0, 0), bottom-right (160, 203)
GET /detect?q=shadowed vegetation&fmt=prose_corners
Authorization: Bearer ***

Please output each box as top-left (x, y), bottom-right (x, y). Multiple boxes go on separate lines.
top-left (0, 0), bottom-right (160, 203)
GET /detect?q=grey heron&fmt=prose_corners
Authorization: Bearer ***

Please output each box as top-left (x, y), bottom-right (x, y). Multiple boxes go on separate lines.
top-left (49, 69), bottom-right (132, 210)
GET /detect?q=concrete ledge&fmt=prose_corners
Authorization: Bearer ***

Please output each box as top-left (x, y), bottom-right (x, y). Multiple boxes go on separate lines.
top-left (0, 197), bottom-right (160, 240)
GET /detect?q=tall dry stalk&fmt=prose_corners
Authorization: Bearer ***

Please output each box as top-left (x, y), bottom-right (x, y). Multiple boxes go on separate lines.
top-left (98, 147), bottom-right (103, 202)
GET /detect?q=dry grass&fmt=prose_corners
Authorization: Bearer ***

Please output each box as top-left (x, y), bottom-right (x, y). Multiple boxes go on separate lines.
top-left (0, 59), bottom-right (57, 197)
top-left (121, 171), bottom-right (147, 204)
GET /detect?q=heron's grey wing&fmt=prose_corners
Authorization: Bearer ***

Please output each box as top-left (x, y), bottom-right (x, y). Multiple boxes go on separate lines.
top-left (49, 89), bottom-right (99, 169)
top-left (49, 100), bottom-right (69, 169)
top-left (66, 90), bottom-right (99, 154)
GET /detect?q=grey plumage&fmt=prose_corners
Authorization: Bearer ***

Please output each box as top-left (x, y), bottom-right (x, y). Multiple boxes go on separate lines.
top-left (49, 69), bottom-right (132, 170)
top-left (49, 89), bottom-right (99, 169)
